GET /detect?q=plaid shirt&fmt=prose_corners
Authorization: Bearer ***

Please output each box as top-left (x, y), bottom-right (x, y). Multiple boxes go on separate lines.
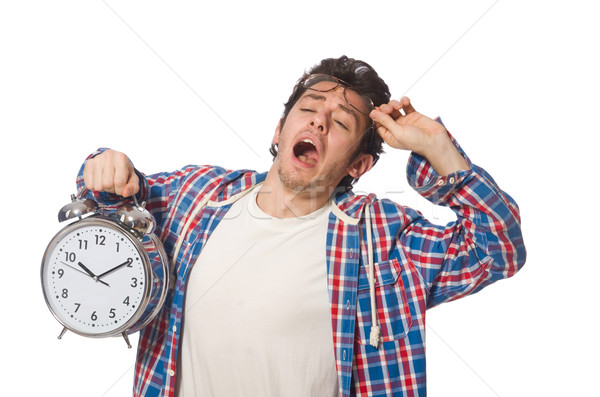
top-left (77, 136), bottom-right (525, 397)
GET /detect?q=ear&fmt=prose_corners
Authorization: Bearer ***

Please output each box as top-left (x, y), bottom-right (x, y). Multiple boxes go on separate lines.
top-left (272, 119), bottom-right (282, 145)
top-left (346, 153), bottom-right (373, 179)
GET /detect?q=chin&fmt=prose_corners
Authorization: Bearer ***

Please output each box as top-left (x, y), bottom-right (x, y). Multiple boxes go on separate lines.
top-left (277, 167), bottom-right (314, 192)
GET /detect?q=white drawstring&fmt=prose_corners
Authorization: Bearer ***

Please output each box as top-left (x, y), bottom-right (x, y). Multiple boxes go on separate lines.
top-left (365, 203), bottom-right (380, 349)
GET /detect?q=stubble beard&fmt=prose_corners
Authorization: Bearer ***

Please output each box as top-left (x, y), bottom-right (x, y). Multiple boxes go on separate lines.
top-left (277, 160), bottom-right (318, 194)
top-left (276, 156), bottom-right (346, 198)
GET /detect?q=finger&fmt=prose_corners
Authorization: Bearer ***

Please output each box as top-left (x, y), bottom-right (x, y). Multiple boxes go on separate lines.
top-left (108, 151), bottom-right (133, 195)
top-left (101, 163), bottom-right (116, 194)
top-left (379, 103), bottom-right (402, 120)
top-left (378, 103), bottom-right (394, 115)
top-left (375, 123), bottom-right (404, 151)
top-left (390, 107), bottom-right (402, 120)
top-left (113, 162), bottom-right (131, 196)
top-left (389, 99), bottom-right (402, 109)
top-left (91, 165), bottom-right (107, 192)
top-left (399, 96), bottom-right (416, 114)
top-left (83, 162), bottom-right (94, 192)
top-left (374, 123), bottom-right (391, 140)
top-left (370, 109), bottom-right (402, 145)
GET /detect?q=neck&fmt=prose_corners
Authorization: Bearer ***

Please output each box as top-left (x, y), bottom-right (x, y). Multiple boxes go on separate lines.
top-left (256, 166), bottom-right (334, 218)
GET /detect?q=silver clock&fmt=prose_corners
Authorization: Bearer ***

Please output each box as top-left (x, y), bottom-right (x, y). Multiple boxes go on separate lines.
top-left (41, 193), bottom-right (169, 348)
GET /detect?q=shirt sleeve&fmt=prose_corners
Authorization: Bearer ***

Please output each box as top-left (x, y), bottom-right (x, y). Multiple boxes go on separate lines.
top-left (399, 130), bottom-right (526, 309)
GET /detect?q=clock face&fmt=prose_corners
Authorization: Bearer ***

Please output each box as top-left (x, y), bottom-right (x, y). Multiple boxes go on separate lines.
top-left (42, 220), bottom-right (148, 336)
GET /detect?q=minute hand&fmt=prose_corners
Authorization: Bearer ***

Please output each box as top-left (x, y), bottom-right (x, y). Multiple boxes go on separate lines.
top-left (97, 258), bottom-right (133, 280)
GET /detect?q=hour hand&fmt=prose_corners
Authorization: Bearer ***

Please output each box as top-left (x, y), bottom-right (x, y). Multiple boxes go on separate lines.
top-left (76, 261), bottom-right (110, 286)
top-left (78, 261), bottom-right (97, 278)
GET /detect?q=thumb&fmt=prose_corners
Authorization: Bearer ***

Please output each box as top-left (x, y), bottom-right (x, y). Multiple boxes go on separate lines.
top-left (370, 109), bottom-right (403, 148)
top-left (122, 172), bottom-right (140, 198)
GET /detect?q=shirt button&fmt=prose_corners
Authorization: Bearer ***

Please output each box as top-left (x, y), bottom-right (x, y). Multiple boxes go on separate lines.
top-left (436, 178), bottom-right (444, 186)
top-left (346, 300), bottom-right (350, 310)
top-left (168, 369), bottom-right (175, 377)
top-left (343, 350), bottom-right (347, 360)
top-left (172, 325), bottom-right (177, 332)
top-left (449, 177), bottom-right (455, 184)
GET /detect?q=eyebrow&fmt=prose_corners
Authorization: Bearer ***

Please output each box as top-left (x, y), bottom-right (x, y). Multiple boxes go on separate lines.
top-left (300, 93), bottom-right (360, 127)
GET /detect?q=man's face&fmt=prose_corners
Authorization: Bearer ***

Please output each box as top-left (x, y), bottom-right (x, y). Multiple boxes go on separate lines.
top-left (272, 82), bottom-right (373, 195)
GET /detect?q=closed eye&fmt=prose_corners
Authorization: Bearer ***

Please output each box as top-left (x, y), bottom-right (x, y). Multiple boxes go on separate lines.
top-left (335, 120), bottom-right (349, 131)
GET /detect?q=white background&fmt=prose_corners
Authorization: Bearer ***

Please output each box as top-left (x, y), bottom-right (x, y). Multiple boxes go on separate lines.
top-left (1, 1), bottom-right (598, 396)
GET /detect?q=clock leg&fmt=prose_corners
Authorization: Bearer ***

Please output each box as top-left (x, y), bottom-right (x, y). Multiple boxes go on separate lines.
top-left (122, 332), bottom-right (132, 349)
top-left (57, 326), bottom-right (68, 340)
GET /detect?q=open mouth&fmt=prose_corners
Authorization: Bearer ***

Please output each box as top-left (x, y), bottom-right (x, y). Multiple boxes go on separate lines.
top-left (293, 138), bottom-right (319, 166)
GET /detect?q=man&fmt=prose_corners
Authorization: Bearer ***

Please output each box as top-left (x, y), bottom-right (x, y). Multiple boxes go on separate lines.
top-left (80, 56), bottom-right (526, 396)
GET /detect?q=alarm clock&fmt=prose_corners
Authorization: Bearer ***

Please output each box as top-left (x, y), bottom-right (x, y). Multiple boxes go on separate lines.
top-left (41, 192), bottom-right (170, 348)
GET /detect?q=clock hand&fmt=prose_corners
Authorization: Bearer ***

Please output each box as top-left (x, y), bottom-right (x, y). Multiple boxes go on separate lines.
top-left (97, 258), bottom-right (133, 280)
top-left (77, 261), bottom-right (110, 287)
top-left (61, 262), bottom-right (109, 287)
top-left (78, 261), bottom-right (98, 278)
top-left (61, 262), bottom-right (90, 277)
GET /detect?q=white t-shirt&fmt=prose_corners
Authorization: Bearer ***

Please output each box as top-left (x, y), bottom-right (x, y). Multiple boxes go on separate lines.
top-left (177, 186), bottom-right (338, 397)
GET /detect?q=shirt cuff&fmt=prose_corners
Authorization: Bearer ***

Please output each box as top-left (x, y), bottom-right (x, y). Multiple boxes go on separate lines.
top-left (406, 118), bottom-right (474, 205)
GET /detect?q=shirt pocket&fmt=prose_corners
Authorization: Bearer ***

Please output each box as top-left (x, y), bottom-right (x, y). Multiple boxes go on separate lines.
top-left (355, 258), bottom-right (413, 345)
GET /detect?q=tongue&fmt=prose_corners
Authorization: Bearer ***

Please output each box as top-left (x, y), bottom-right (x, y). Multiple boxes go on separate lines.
top-left (298, 154), bottom-right (317, 165)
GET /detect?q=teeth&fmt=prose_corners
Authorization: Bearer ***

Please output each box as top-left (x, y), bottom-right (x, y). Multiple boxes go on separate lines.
top-left (301, 138), bottom-right (315, 146)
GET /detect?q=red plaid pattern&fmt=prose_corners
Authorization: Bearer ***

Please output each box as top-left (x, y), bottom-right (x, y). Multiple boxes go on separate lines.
top-left (76, 136), bottom-right (525, 396)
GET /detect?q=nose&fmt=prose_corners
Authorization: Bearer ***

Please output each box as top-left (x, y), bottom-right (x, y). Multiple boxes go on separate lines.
top-left (310, 121), bottom-right (325, 132)
top-left (309, 114), bottom-right (327, 135)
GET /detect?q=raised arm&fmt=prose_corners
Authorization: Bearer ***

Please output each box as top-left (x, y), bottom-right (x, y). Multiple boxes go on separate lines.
top-left (370, 98), bottom-right (525, 307)
top-left (370, 96), bottom-right (470, 176)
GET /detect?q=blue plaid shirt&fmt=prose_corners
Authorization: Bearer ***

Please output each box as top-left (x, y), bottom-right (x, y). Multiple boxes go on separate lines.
top-left (77, 134), bottom-right (525, 396)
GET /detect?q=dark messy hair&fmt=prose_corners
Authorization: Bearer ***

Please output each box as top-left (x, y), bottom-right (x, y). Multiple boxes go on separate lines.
top-left (269, 55), bottom-right (391, 192)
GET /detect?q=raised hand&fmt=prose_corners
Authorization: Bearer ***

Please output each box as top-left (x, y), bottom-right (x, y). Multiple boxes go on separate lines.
top-left (369, 97), bottom-right (470, 175)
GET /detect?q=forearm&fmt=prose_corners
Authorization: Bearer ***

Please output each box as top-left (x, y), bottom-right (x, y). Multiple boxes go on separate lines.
top-left (422, 133), bottom-right (471, 176)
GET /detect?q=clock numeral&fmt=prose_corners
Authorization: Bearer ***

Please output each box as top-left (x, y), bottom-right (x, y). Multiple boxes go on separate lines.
top-left (61, 288), bottom-right (69, 298)
top-left (64, 252), bottom-right (76, 262)
top-left (131, 278), bottom-right (138, 288)
top-left (91, 311), bottom-right (97, 321)
top-left (115, 242), bottom-right (120, 253)
top-left (57, 269), bottom-right (64, 278)
top-left (95, 235), bottom-right (106, 246)
top-left (74, 303), bottom-right (81, 313)
top-left (78, 239), bottom-right (88, 250)
top-left (123, 296), bottom-right (130, 306)
top-left (109, 308), bottom-right (116, 318)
